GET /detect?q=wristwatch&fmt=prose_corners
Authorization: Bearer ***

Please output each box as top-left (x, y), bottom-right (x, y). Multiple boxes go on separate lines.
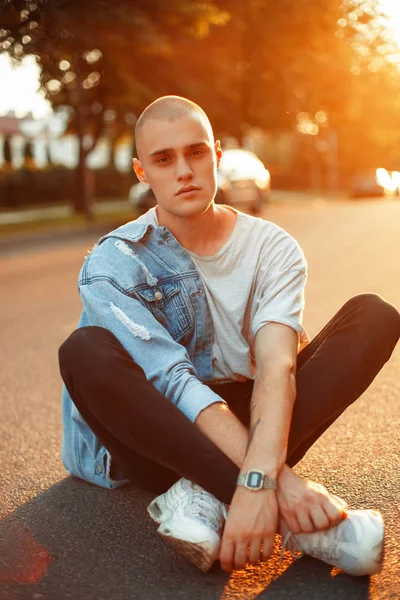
top-left (237, 470), bottom-right (277, 491)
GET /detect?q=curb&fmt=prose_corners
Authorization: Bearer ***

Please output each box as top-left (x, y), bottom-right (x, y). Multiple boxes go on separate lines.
top-left (0, 221), bottom-right (125, 258)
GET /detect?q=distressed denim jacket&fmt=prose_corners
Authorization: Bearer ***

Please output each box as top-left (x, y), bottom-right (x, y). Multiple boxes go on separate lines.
top-left (62, 218), bottom-right (226, 489)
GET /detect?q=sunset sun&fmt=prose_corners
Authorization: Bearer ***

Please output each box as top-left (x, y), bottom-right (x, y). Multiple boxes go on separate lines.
top-left (380, 0), bottom-right (400, 45)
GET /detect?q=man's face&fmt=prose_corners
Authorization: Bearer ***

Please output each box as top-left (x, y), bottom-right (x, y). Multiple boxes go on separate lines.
top-left (133, 112), bottom-right (222, 219)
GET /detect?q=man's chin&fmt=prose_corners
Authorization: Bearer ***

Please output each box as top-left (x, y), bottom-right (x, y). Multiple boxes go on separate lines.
top-left (174, 198), bottom-right (214, 218)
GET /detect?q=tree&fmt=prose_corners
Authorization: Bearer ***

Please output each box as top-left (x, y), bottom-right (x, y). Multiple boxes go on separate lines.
top-left (1, 0), bottom-right (398, 199)
top-left (161, 0), bottom-right (400, 183)
top-left (23, 138), bottom-right (35, 168)
top-left (0, 0), bottom-right (229, 216)
top-left (3, 135), bottom-right (12, 167)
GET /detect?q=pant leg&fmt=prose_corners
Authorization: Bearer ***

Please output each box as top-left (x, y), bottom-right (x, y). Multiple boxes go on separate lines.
top-left (215, 294), bottom-right (400, 467)
top-left (59, 326), bottom-right (239, 504)
top-left (59, 294), bottom-right (400, 504)
top-left (286, 293), bottom-right (400, 464)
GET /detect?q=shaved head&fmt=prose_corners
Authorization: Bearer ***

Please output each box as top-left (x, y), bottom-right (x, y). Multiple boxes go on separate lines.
top-left (135, 95), bottom-right (214, 158)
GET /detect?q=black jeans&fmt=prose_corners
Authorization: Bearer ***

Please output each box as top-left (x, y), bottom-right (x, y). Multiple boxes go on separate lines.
top-left (59, 294), bottom-right (400, 505)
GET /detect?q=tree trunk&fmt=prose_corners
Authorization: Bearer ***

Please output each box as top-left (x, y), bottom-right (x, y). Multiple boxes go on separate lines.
top-left (3, 135), bottom-right (12, 167)
top-left (74, 107), bottom-right (93, 219)
top-left (46, 142), bottom-right (53, 167)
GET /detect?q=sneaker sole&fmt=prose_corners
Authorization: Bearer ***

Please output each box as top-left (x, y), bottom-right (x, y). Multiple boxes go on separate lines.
top-left (157, 522), bottom-right (219, 572)
top-left (147, 495), bottom-right (172, 525)
top-left (370, 537), bottom-right (385, 575)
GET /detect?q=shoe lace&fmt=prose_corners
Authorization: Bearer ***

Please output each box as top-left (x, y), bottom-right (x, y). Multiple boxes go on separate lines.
top-left (302, 527), bottom-right (340, 562)
top-left (280, 527), bottom-right (340, 567)
top-left (185, 486), bottom-right (226, 532)
top-left (279, 531), bottom-right (304, 566)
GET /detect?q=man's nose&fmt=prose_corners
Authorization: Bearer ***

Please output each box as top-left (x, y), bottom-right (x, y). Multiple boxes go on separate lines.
top-left (176, 156), bottom-right (194, 181)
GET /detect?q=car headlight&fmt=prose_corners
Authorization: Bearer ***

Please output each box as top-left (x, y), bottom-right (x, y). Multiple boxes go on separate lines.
top-left (376, 168), bottom-right (396, 191)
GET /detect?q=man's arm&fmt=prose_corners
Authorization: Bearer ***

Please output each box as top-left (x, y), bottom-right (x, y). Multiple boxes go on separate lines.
top-left (209, 322), bottom-right (296, 571)
top-left (195, 322), bottom-right (297, 470)
top-left (196, 323), bottom-right (346, 571)
top-left (242, 322), bottom-right (298, 475)
top-left (79, 240), bottom-right (228, 423)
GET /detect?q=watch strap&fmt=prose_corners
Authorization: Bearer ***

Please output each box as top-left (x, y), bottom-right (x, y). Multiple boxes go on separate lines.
top-left (237, 470), bottom-right (277, 491)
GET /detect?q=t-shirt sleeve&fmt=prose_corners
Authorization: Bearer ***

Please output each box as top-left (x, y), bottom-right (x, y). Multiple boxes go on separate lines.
top-left (251, 231), bottom-right (309, 346)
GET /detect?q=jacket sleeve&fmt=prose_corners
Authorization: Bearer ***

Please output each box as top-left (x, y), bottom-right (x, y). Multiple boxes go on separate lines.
top-left (78, 274), bottom-right (225, 423)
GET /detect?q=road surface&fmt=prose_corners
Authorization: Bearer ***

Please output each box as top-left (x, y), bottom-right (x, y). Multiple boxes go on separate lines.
top-left (1, 197), bottom-right (399, 599)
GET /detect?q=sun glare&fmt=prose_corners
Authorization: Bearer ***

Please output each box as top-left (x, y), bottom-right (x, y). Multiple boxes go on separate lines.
top-left (380, 0), bottom-right (400, 44)
top-left (0, 54), bottom-right (51, 118)
top-left (1, 3), bottom-right (400, 117)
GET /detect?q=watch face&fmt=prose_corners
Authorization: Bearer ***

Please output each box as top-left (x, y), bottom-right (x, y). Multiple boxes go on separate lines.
top-left (247, 471), bottom-right (263, 489)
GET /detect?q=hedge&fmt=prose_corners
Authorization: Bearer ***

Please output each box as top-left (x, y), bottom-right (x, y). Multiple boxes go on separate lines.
top-left (0, 166), bottom-right (137, 209)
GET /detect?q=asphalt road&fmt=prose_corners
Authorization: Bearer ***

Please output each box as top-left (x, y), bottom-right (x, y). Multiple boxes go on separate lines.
top-left (1, 197), bottom-right (400, 600)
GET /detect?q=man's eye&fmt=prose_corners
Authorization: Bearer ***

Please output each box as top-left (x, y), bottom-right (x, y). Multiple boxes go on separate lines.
top-left (192, 149), bottom-right (204, 156)
top-left (157, 156), bottom-right (170, 164)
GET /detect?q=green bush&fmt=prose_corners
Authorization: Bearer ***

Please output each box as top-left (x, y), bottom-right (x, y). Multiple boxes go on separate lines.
top-left (94, 167), bottom-right (137, 200)
top-left (0, 166), bottom-right (137, 209)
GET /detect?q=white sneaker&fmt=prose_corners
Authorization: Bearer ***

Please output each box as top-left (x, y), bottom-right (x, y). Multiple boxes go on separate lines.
top-left (147, 478), bottom-right (227, 572)
top-left (281, 509), bottom-right (384, 576)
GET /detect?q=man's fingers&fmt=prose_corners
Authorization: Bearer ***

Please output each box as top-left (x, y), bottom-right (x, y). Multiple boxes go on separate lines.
top-left (219, 537), bottom-right (235, 572)
top-left (282, 510), bottom-right (301, 535)
top-left (248, 537), bottom-right (263, 565)
top-left (309, 505), bottom-right (330, 531)
top-left (233, 540), bottom-right (249, 570)
top-left (261, 536), bottom-right (274, 561)
top-left (323, 497), bottom-right (348, 527)
top-left (331, 494), bottom-right (348, 510)
top-left (296, 510), bottom-right (315, 533)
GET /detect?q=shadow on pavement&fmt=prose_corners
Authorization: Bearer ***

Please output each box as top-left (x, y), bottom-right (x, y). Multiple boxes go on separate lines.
top-left (254, 555), bottom-right (369, 600)
top-left (0, 477), bottom-right (370, 600)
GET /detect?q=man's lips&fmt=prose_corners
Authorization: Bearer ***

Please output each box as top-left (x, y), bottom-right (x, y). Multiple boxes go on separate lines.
top-left (176, 185), bottom-right (201, 196)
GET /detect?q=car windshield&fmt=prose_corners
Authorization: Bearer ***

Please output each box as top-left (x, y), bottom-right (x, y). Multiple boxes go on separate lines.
top-left (219, 149), bottom-right (268, 182)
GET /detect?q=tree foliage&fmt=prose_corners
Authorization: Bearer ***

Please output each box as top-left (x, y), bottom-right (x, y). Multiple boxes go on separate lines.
top-left (0, 0), bottom-right (229, 213)
top-left (1, 0), bottom-right (400, 197)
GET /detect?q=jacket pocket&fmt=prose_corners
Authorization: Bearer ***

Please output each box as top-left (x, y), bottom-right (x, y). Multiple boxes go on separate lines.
top-left (135, 280), bottom-right (192, 342)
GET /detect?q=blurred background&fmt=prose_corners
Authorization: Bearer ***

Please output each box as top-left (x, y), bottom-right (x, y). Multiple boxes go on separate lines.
top-left (1, 0), bottom-right (400, 227)
top-left (2, 5), bottom-right (400, 596)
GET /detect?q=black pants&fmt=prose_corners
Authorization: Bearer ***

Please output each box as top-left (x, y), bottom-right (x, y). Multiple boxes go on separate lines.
top-left (59, 294), bottom-right (400, 505)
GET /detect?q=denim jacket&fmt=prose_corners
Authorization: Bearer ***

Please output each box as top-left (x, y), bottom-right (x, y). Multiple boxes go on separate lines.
top-left (62, 218), bottom-right (226, 489)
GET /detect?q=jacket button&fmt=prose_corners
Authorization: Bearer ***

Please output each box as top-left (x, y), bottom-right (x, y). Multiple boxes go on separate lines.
top-left (96, 465), bottom-right (102, 474)
top-left (154, 291), bottom-right (163, 300)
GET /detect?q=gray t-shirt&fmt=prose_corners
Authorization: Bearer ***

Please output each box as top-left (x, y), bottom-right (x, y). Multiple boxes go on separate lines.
top-left (141, 207), bottom-right (308, 383)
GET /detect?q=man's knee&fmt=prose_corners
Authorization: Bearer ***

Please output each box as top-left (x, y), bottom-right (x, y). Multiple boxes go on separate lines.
top-left (58, 326), bottom-right (115, 375)
top-left (347, 293), bottom-right (400, 342)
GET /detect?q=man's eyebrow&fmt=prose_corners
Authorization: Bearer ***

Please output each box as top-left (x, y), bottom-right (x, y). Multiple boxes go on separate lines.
top-left (150, 147), bottom-right (173, 158)
top-left (150, 142), bottom-right (209, 158)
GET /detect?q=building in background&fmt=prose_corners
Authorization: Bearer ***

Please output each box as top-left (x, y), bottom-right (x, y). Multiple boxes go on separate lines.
top-left (0, 111), bottom-right (133, 172)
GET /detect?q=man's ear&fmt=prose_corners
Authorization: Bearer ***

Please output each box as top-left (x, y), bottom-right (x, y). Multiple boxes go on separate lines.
top-left (215, 140), bottom-right (222, 168)
top-left (133, 158), bottom-right (149, 184)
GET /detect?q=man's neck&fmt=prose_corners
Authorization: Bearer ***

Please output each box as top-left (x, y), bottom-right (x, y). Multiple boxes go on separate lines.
top-left (156, 203), bottom-right (237, 257)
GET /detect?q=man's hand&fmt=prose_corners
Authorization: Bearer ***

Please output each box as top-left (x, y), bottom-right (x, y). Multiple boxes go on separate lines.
top-left (219, 487), bottom-right (278, 571)
top-left (276, 464), bottom-right (348, 534)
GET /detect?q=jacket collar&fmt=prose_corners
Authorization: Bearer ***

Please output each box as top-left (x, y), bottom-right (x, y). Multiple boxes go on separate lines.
top-left (98, 220), bottom-right (167, 245)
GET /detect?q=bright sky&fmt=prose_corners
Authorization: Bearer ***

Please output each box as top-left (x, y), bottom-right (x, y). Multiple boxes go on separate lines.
top-left (380, 0), bottom-right (400, 41)
top-left (1, 0), bottom-right (400, 119)
top-left (0, 54), bottom-right (51, 118)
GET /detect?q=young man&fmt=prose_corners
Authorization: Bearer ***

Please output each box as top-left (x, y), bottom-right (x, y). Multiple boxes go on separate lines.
top-left (59, 96), bottom-right (400, 576)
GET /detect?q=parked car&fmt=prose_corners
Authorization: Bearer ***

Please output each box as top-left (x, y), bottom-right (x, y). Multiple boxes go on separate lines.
top-left (129, 149), bottom-right (271, 215)
top-left (349, 168), bottom-right (400, 199)
top-left (217, 149), bottom-right (271, 214)
top-left (129, 181), bottom-right (157, 214)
